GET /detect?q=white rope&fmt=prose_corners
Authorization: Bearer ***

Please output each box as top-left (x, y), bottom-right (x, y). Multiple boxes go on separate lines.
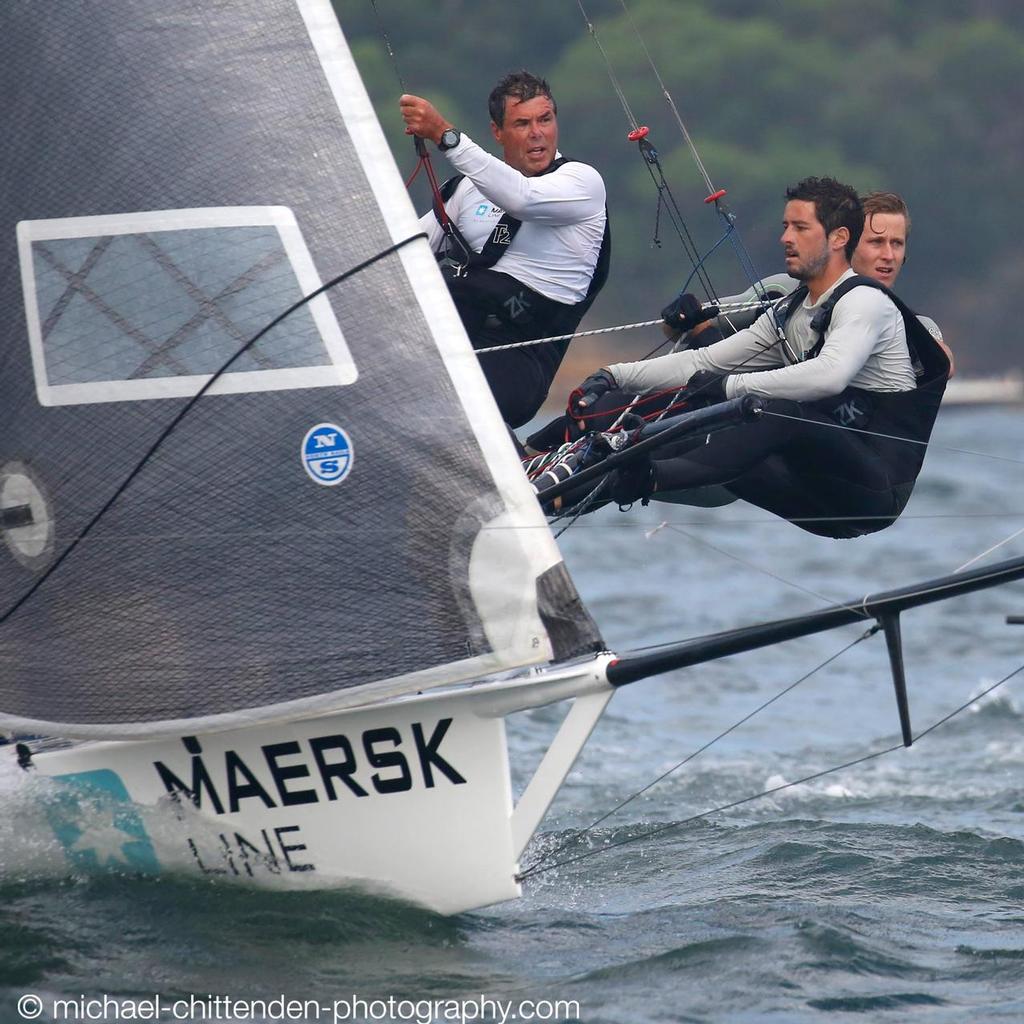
top-left (474, 319), bottom-right (662, 354)
top-left (473, 299), bottom-right (768, 354)
top-left (761, 409), bottom-right (1024, 467)
top-left (954, 526), bottom-right (1024, 574)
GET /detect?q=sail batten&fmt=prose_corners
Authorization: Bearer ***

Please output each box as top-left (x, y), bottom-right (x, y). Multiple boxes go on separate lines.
top-left (0, 0), bottom-right (600, 735)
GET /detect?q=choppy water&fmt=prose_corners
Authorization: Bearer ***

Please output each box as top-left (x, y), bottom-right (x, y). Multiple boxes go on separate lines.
top-left (2, 408), bottom-right (1024, 1022)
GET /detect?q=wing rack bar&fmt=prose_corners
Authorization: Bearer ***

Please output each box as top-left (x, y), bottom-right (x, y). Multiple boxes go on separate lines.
top-left (534, 395), bottom-right (763, 505)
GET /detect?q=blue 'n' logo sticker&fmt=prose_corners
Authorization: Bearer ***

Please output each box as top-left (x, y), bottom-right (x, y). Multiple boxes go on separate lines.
top-left (302, 422), bottom-right (354, 486)
top-left (47, 769), bottom-right (160, 874)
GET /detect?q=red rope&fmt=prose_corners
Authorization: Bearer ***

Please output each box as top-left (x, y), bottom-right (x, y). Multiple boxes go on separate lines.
top-left (561, 388), bottom-right (695, 445)
top-left (404, 139), bottom-right (451, 229)
top-left (568, 386), bottom-right (691, 424)
top-left (418, 149), bottom-right (451, 230)
top-left (404, 161), bottom-right (423, 188)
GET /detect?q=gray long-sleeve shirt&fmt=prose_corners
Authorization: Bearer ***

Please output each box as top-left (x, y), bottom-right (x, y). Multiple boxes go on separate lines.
top-left (609, 269), bottom-right (916, 401)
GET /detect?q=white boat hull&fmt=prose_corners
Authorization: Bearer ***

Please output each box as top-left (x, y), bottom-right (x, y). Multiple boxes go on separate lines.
top-left (26, 658), bottom-right (614, 915)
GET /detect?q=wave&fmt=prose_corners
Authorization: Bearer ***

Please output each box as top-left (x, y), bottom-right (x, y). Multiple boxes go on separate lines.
top-left (573, 934), bottom-right (768, 983)
top-left (524, 818), bottom-right (1024, 913)
top-left (0, 763), bottom-right (458, 941)
top-left (807, 992), bottom-right (947, 1011)
top-left (795, 919), bottom-right (925, 979)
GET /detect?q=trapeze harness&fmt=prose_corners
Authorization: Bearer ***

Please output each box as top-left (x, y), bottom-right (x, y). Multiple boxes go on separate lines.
top-left (651, 277), bottom-right (950, 538)
top-left (434, 157), bottom-right (611, 428)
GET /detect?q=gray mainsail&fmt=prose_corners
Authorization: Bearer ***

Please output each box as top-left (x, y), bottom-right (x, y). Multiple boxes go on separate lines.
top-left (0, 0), bottom-right (601, 737)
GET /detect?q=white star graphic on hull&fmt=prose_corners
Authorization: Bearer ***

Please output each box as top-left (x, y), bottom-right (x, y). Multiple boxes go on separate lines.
top-left (70, 819), bottom-right (137, 868)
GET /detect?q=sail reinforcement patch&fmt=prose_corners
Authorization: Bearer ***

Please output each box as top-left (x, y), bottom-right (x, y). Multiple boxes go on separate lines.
top-left (16, 207), bottom-right (357, 406)
top-left (0, 461), bottom-right (54, 570)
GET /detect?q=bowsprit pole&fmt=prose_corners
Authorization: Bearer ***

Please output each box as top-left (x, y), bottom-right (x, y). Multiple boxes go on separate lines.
top-left (605, 552), bottom-right (1024, 747)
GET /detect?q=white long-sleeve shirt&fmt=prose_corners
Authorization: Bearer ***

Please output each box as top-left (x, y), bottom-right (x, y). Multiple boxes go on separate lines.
top-left (418, 134), bottom-right (606, 305)
top-left (609, 269), bottom-right (916, 400)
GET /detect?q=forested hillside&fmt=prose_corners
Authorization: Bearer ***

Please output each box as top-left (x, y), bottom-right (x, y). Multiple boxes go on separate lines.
top-left (337, 1), bottom-right (1024, 374)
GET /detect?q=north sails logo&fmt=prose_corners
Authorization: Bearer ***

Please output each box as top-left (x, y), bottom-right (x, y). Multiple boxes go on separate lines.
top-left (301, 422), bottom-right (353, 486)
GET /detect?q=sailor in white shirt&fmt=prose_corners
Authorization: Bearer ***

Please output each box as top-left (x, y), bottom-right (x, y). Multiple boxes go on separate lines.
top-left (400, 71), bottom-right (609, 428)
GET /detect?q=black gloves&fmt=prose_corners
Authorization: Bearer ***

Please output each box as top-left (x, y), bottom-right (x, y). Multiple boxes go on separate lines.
top-left (607, 457), bottom-right (656, 507)
top-left (661, 292), bottom-right (719, 333)
top-left (568, 368), bottom-right (617, 418)
top-left (685, 369), bottom-right (729, 407)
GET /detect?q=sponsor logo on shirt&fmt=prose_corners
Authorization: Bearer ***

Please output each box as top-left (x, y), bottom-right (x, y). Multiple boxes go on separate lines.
top-left (474, 203), bottom-right (501, 220)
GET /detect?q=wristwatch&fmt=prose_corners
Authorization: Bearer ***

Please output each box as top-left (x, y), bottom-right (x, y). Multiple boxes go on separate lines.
top-left (438, 128), bottom-right (461, 152)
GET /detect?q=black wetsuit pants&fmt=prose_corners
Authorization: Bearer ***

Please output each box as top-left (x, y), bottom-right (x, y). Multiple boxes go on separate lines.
top-left (465, 314), bottom-right (560, 429)
top-left (446, 269), bottom-right (572, 429)
top-left (652, 398), bottom-right (904, 538)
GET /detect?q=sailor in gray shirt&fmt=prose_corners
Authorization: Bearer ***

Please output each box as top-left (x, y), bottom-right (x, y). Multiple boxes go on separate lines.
top-left (608, 266), bottom-right (916, 403)
top-left (567, 177), bottom-right (949, 538)
top-left (851, 190), bottom-right (953, 376)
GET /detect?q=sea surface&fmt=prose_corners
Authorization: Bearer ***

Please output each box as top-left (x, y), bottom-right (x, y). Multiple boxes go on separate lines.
top-left (2, 407), bottom-right (1024, 1023)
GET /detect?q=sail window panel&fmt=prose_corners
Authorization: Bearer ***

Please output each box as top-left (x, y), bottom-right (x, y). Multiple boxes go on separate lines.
top-left (17, 206), bottom-right (357, 405)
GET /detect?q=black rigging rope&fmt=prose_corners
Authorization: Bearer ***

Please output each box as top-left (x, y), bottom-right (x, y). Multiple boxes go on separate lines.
top-left (0, 234), bottom-right (427, 632)
top-left (517, 657), bottom-right (1024, 882)
top-left (521, 625), bottom-right (879, 876)
top-left (638, 148), bottom-right (721, 303)
top-left (613, 0), bottom-right (772, 307)
top-left (551, 476), bottom-right (612, 538)
top-left (574, 0), bottom-right (719, 304)
top-left (368, 0), bottom-right (410, 94)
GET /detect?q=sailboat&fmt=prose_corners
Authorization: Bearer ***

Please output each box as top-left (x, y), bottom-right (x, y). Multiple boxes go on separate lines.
top-left (2, 0), bottom-right (1022, 915)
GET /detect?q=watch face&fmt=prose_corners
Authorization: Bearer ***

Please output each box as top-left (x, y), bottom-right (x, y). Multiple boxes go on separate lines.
top-left (441, 129), bottom-right (459, 150)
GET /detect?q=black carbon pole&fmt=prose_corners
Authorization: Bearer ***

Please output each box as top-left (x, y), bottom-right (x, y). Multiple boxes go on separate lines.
top-left (534, 395), bottom-right (763, 506)
top-left (607, 553), bottom-right (1024, 687)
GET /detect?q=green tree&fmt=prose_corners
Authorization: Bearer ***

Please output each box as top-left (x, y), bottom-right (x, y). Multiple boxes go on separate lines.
top-left (339, 0), bottom-right (1024, 371)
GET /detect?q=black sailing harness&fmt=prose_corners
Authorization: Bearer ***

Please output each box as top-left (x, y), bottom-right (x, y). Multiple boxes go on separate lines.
top-left (432, 157), bottom-right (611, 374)
top-left (776, 275), bottom-right (950, 507)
